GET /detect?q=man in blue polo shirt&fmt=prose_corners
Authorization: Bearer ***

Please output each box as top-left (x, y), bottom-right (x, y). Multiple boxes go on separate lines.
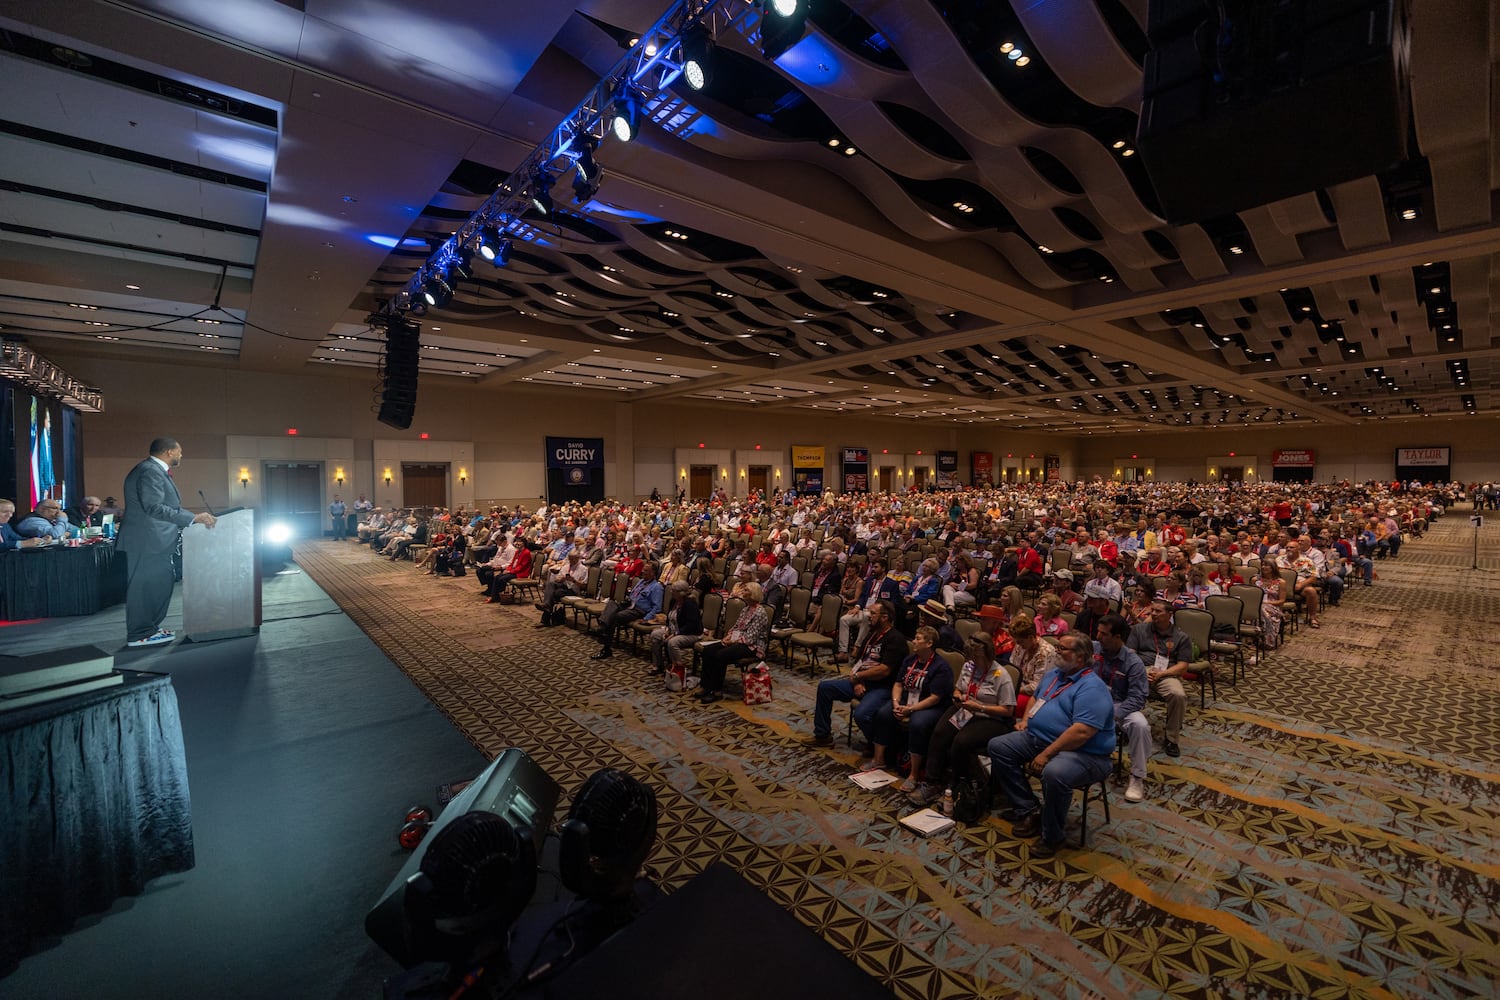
top-left (988, 630), bottom-right (1116, 858)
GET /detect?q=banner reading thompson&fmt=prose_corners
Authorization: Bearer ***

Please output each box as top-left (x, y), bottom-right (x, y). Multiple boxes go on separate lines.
top-left (792, 445), bottom-right (825, 495)
top-left (545, 436), bottom-right (605, 501)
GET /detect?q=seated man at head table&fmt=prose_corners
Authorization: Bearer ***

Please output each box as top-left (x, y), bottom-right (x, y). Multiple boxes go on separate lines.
top-left (67, 495), bottom-right (105, 529)
top-left (15, 499), bottom-right (71, 540)
top-left (1, 498), bottom-right (56, 549)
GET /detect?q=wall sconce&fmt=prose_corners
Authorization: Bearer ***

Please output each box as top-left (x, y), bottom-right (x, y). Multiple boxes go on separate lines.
top-left (1115, 468), bottom-right (1122, 476)
top-left (1146, 468), bottom-right (1154, 476)
top-left (1246, 467), bottom-right (1255, 478)
top-left (334, 467), bottom-right (345, 486)
top-left (1209, 467), bottom-right (1217, 476)
top-left (458, 468), bottom-right (468, 485)
top-left (239, 467), bottom-right (250, 488)
top-left (738, 469), bottom-right (746, 478)
top-left (383, 468), bottom-right (393, 485)
top-left (774, 468), bottom-right (781, 478)
top-left (679, 468), bottom-right (686, 479)
top-left (721, 469), bottom-right (728, 479)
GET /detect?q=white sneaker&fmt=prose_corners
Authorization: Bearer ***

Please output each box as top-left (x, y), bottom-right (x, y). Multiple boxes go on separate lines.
top-left (1125, 777), bottom-right (1146, 802)
top-left (127, 629), bottom-right (175, 648)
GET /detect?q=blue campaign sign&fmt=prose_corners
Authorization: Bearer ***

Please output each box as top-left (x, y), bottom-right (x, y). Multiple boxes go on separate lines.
top-left (545, 437), bottom-right (604, 493)
top-left (546, 437), bottom-right (602, 470)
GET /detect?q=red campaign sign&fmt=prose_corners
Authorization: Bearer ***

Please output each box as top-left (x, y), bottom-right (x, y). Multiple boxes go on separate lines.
top-left (972, 452), bottom-right (994, 485)
top-left (1272, 449), bottom-right (1315, 467)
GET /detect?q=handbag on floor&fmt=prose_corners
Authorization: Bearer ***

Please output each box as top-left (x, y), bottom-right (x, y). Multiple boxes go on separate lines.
top-left (666, 663), bottom-right (698, 692)
top-left (742, 661), bottom-right (773, 705)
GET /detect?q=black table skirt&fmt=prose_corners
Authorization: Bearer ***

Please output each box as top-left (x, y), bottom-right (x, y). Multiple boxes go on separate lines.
top-left (0, 542), bottom-right (126, 619)
top-left (0, 671), bottom-right (195, 973)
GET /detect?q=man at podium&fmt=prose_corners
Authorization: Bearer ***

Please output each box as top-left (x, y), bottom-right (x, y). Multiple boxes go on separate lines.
top-left (117, 437), bottom-right (216, 648)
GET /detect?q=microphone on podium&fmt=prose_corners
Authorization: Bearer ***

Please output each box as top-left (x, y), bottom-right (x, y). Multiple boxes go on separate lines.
top-left (199, 490), bottom-right (218, 517)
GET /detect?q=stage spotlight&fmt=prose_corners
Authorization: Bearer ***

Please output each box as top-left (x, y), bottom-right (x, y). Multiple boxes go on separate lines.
top-left (760, 0), bottom-right (807, 61)
top-left (576, 136), bottom-right (601, 184)
top-left (681, 24), bottom-right (713, 91)
top-left (422, 271), bottom-right (453, 308)
top-left (529, 171), bottom-right (555, 216)
top-left (573, 138), bottom-right (603, 203)
top-left (560, 769), bottom-right (658, 903)
top-left (478, 226), bottom-right (511, 264)
top-left (573, 170), bottom-right (601, 204)
top-left (450, 247), bottom-right (474, 281)
top-left (611, 89), bottom-right (640, 142)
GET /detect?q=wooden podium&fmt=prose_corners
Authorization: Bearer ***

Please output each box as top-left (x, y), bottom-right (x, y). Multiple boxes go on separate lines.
top-left (182, 508), bottom-right (261, 641)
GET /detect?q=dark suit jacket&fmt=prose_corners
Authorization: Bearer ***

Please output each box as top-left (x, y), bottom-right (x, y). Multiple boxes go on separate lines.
top-left (116, 457), bottom-right (194, 554)
top-left (857, 576), bottom-right (904, 608)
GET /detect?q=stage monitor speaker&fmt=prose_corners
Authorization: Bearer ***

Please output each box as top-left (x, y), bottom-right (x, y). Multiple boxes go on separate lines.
top-left (1138, 0), bottom-right (1411, 225)
top-left (378, 318), bottom-right (421, 430)
top-left (365, 747), bottom-right (560, 968)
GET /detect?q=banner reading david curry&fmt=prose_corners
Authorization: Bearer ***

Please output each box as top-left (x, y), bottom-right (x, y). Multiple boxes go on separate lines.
top-left (546, 434), bottom-right (603, 485)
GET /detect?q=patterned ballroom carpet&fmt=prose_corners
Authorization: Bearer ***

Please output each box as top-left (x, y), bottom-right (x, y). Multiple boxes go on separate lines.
top-left (295, 514), bottom-right (1500, 1000)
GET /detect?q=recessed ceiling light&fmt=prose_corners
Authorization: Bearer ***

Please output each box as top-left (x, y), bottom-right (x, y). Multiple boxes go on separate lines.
top-left (125, 284), bottom-right (141, 290)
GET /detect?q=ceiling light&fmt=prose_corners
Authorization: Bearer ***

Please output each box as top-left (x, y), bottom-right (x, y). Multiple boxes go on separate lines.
top-left (422, 271), bottom-right (453, 308)
top-left (611, 88), bottom-right (641, 142)
top-left (843, 145), bottom-right (857, 156)
top-left (478, 226), bottom-right (511, 265)
top-left (761, 0), bottom-right (809, 59)
top-left (529, 170), bottom-right (554, 215)
top-left (1015, 55), bottom-right (1031, 66)
top-left (681, 24), bottom-right (713, 91)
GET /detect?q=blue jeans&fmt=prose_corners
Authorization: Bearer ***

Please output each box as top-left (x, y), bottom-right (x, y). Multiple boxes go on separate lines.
top-left (988, 729), bottom-right (1114, 847)
top-left (813, 677), bottom-right (891, 742)
top-left (873, 702), bottom-right (944, 755)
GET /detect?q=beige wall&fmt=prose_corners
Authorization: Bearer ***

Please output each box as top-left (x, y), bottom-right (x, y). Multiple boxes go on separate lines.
top-left (1072, 420), bottom-right (1499, 483)
top-left (54, 355), bottom-right (1496, 511)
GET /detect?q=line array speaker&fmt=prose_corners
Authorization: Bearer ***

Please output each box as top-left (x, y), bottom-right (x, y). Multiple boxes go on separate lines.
top-left (378, 318), bottom-right (420, 430)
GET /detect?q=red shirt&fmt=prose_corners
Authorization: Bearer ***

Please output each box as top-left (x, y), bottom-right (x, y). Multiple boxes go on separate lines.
top-left (506, 547), bottom-right (533, 575)
top-left (1016, 547), bottom-right (1044, 575)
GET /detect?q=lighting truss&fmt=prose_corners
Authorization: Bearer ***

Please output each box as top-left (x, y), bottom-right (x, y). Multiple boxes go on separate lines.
top-left (0, 340), bottom-right (105, 411)
top-left (396, 0), bottom-right (746, 312)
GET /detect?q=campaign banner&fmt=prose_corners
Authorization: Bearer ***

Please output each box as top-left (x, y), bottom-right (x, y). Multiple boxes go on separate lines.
top-left (1396, 446), bottom-right (1449, 467)
top-left (1044, 454), bottom-right (1061, 482)
top-left (936, 450), bottom-right (960, 490)
top-left (971, 452), bottom-right (994, 486)
top-left (841, 446), bottom-right (869, 493)
top-left (545, 436), bottom-right (603, 487)
top-left (1272, 449), bottom-right (1315, 467)
top-left (794, 470), bottom-right (823, 494)
top-left (792, 445), bottom-right (825, 469)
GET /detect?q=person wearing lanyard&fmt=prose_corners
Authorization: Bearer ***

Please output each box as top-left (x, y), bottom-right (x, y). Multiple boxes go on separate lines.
top-left (1124, 599), bottom-right (1191, 758)
top-left (1094, 615), bottom-right (1151, 802)
top-left (987, 631), bottom-right (1116, 858)
top-left (803, 600), bottom-right (909, 750)
top-left (867, 626), bottom-right (954, 790)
